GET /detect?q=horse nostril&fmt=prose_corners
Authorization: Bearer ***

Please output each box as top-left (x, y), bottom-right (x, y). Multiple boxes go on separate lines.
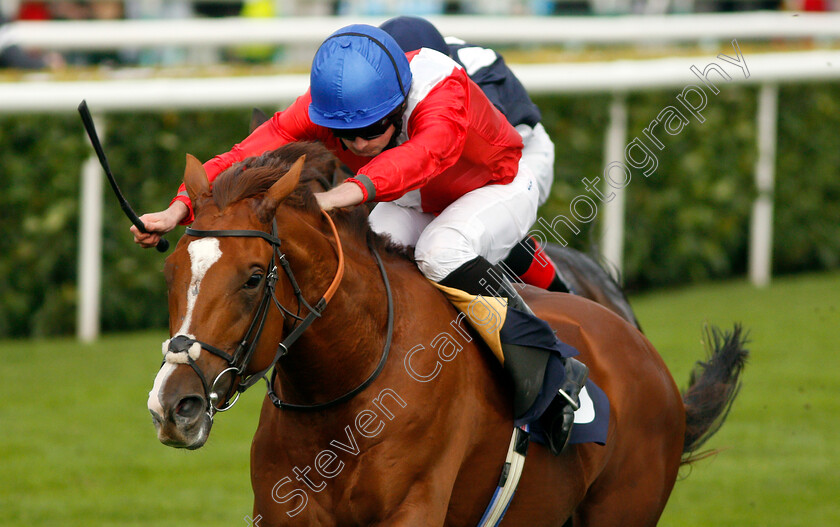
top-left (150, 409), bottom-right (163, 425)
top-left (175, 396), bottom-right (204, 421)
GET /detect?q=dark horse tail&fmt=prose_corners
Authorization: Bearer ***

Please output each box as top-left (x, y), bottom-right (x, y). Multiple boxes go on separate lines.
top-left (681, 324), bottom-right (749, 464)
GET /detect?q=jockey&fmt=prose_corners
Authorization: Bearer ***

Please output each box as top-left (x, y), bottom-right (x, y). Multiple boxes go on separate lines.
top-left (379, 15), bottom-right (568, 293)
top-left (132, 24), bottom-right (587, 454)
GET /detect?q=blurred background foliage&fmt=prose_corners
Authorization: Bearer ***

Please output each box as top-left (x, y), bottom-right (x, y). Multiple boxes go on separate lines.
top-left (536, 82), bottom-right (840, 289)
top-left (1, 82), bottom-right (838, 338)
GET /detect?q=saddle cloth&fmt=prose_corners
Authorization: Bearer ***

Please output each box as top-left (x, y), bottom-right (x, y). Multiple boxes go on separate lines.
top-left (431, 282), bottom-right (609, 446)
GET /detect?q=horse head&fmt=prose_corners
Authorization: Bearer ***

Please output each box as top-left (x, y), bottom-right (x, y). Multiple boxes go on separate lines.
top-left (148, 151), bottom-right (306, 449)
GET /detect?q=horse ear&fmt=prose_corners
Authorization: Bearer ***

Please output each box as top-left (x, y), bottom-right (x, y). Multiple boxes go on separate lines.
top-left (184, 154), bottom-right (211, 209)
top-left (249, 107), bottom-right (270, 134)
top-left (257, 155), bottom-right (305, 222)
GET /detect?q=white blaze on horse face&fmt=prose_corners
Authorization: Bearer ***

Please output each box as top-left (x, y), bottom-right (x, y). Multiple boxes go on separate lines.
top-left (149, 237), bottom-right (222, 415)
top-left (148, 362), bottom-right (177, 417)
top-left (177, 237), bottom-right (223, 337)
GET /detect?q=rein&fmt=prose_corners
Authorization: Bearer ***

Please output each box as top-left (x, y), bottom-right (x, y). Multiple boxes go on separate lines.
top-left (266, 242), bottom-right (393, 411)
top-left (170, 209), bottom-right (392, 418)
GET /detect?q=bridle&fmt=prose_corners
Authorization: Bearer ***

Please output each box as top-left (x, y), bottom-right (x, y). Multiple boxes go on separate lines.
top-left (165, 209), bottom-right (393, 420)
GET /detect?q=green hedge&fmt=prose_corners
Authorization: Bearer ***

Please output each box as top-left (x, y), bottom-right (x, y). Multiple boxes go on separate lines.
top-left (0, 110), bottom-right (250, 337)
top-left (534, 85), bottom-right (757, 289)
top-left (1, 82), bottom-right (838, 337)
top-left (534, 82), bottom-right (840, 290)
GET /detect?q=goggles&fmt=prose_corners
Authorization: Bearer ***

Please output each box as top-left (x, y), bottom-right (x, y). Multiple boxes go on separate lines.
top-left (330, 115), bottom-right (396, 141)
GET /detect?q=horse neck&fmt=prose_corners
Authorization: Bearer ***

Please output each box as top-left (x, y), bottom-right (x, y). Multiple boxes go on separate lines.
top-left (271, 207), bottom-right (392, 405)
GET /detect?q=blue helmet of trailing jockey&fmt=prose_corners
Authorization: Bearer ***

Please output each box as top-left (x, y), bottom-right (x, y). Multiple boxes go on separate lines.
top-left (308, 24), bottom-right (412, 130)
top-left (380, 16), bottom-right (448, 56)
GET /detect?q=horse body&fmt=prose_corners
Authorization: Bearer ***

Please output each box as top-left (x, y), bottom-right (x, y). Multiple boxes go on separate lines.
top-left (149, 144), bottom-right (746, 526)
top-left (247, 238), bottom-right (682, 526)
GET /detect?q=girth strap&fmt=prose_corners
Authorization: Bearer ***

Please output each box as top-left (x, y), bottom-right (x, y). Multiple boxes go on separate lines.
top-left (477, 425), bottom-right (530, 527)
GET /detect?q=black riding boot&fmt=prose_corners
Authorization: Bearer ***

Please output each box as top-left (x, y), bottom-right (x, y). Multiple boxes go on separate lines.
top-left (440, 256), bottom-right (589, 455)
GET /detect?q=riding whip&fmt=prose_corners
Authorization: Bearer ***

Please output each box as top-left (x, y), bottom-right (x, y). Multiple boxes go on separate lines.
top-left (77, 100), bottom-right (169, 253)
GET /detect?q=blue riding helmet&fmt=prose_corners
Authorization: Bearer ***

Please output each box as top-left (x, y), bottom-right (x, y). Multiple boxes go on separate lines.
top-left (380, 16), bottom-right (448, 56)
top-left (309, 24), bottom-right (412, 130)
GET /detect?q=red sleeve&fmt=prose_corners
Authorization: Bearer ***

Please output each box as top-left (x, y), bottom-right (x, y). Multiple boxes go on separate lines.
top-left (354, 69), bottom-right (470, 203)
top-left (171, 91), bottom-right (329, 224)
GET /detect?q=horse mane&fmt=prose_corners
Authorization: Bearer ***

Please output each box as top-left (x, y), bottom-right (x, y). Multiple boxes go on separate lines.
top-left (211, 142), bottom-right (413, 261)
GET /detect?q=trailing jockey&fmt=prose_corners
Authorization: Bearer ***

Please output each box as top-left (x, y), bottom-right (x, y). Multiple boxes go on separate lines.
top-left (381, 15), bottom-right (569, 294)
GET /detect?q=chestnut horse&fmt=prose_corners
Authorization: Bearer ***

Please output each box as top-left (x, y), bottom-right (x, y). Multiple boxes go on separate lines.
top-left (148, 143), bottom-right (747, 526)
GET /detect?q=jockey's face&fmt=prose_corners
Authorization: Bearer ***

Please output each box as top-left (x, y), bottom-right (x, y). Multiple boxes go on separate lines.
top-left (340, 124), bottom-right (396, 157)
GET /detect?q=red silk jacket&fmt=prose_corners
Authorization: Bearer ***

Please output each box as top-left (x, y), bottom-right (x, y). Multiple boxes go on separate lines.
top-left (172, 49), bottom-right (523, 223)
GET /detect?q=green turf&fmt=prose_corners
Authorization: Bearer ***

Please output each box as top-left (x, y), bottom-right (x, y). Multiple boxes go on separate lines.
top-left (632, 271), bottom-right (840, 527)
top-left (0, 332), bottom-right (262, 526)
top-left (1, 271), bottom-right (838, 526)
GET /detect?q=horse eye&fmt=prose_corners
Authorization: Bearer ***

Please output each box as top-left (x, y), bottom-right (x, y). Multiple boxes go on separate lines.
top-left (244, 273), bottom-right (263, 290)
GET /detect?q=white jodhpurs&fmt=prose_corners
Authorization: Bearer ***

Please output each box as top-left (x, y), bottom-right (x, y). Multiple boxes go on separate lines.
top-left (516, 122), bottom-right (555, 207)
top-left (368, 163), bottom-right (540, 283)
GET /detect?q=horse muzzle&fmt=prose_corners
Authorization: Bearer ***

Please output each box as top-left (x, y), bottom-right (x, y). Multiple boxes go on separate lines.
top-left (150, 392), bottom-right (213, 449)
